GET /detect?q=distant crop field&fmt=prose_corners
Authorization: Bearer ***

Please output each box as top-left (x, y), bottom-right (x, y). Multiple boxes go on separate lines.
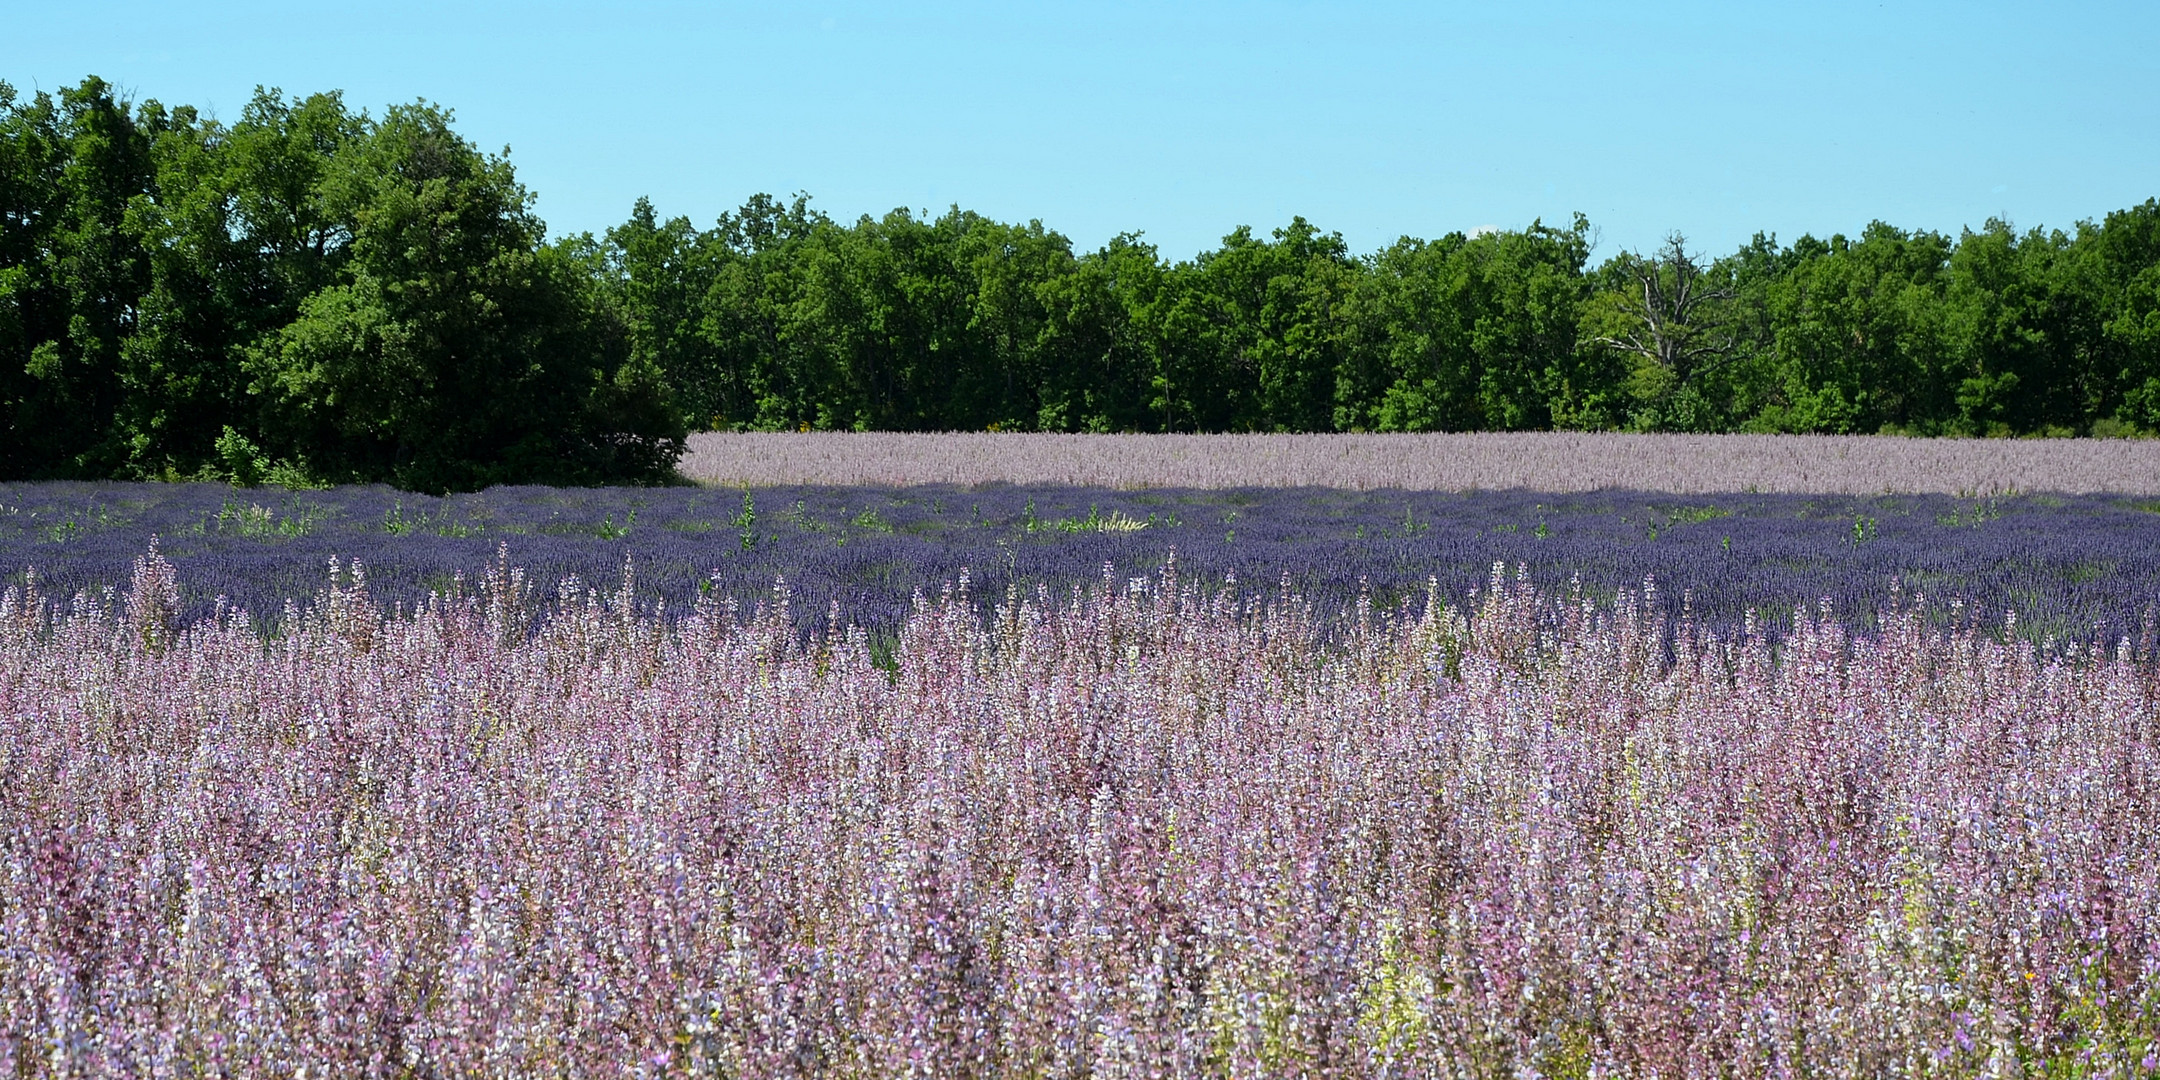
top-left (679, 431), bottom-right (2160, 494)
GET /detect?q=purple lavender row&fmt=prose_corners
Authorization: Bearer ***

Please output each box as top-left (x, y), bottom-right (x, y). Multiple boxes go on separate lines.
top-left (3, 548), bottom-right (2157, 1075)
top-left (3, 481), bottom-right (2158, 650)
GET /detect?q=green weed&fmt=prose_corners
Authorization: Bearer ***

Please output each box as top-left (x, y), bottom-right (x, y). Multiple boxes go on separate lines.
top-left (1937, 498), bottom-right (2004, 527)
top-left (732, 488), bottom-right (757, 551)
top-left (1383, 506), bottom-right (1428, 539)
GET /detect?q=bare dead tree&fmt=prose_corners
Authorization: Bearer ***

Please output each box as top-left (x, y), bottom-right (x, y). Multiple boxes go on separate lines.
top-left (1591, 233), bottom-right (1737, 389)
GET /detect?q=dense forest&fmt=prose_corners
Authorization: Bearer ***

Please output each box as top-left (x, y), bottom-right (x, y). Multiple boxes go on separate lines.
top-left (5, 79), bottom-right (2159, 490)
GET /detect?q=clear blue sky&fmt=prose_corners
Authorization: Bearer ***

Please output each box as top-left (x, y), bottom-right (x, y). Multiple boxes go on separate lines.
top-left (9, 1), bottom-right (2157, 262)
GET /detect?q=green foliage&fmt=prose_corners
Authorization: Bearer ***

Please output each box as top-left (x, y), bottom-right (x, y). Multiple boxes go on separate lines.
top-left (592, 510), bottom-right (635, 540)
top-left (1049, 505), bottom-right (1153, 533)
top-left (1643, 504), bottom-right (1733, 539)
top-left (382, 499), bottom-right (481, 537)
top-left (245, 102), bottom-right (682, 491)
top-left (1383, 505), bottom-right (1429, 538)
top-left (1743, 225), bottom-right (1956, 433)
top-left (731, 487), bottom-right (755, 550)
top-left (214, 426), bottom-right (270, 487)
top-left (1937, 497), bottom-right (2004, 527)
top-left (204, 493), bottom-right (321, 538)
top-left (0, 77), bottom-right (151, 477)
top-left (1, 78), bottom-right (682, 491)
top-left (612, 191), bottom-right (2160, 440)
top-left (1340, 216), bottom-right (1592, 432)
top-left (5, 76), bottom-right (2159, 471)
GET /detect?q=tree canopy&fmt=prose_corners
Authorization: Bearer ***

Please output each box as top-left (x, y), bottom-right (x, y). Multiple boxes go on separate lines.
top-left (0, 79), bottom-right (680, 491)
top-left (5, 78), bottom-right (2158, 490)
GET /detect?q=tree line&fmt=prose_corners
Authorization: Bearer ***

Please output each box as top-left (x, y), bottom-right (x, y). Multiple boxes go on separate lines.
top-left (6, 79), bottom-right (2159, 491)
top-left (0, 79), bottom-right (679, 492)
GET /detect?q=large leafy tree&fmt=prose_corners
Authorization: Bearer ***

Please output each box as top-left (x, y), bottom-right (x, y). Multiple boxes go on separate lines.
top-left (1747, 224), bottom-right (1955, 434)
top-left (644, 196), bottom-right (1139, 433)
top-left (4, 79), bottom-right (683, 488)
top-left (591, 196), bottom-right (728, 430)
top-left (688, 193), bottom-right (835, 431)
top-left (1942, 221), bottom-right (2079, 435)
top-left (118, 89), bottom-right (365, 477)
top-left (249, 103), bottom-right (681, 490)
top-left (2098, 200), bottom-right (2160, 431)
top-left (1341, 216), bottom-right (1592, 432)
top-left (1141, 219), bottom-right (1353, 432)
top-left (1035, 233), bottom-right (1159, 433)
top-left (945, 213), bottom-right (1084, 431)
top-left (0, 78), bottom-right (153, 477)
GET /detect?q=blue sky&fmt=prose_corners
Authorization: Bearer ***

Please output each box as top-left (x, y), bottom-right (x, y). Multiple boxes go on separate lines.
top-left (8, 1), bottom-right (2156, 262)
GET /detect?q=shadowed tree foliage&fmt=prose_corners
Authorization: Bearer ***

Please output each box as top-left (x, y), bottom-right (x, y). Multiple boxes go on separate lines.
top-left (0, 77), bottom-right (151, 477)
top-left (247, 101), bottom-right (681, 491)
top-left (0, 79), bottom-right (681, 491)
top-left (2101, 200), bottom-right (2160, 431)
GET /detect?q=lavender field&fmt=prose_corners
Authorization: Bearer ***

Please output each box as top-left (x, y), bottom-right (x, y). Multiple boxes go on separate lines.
top-left (4, 480), bottom-right (2160, 648)
top-left (4, 547), bottom-right (2158, 1075)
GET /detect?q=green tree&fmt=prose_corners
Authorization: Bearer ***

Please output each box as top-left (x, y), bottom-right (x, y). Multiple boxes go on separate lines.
top-left (249, 103), bottom-right (681, 491)
top-left (595, 196), bottom-right (727, 429)
top-left (2096, 200), bottom-right (2160, 431)
top-left (117, 88), bottom-right (366, 478)
top-left (1037, 233), bottom-right (1159, 432)
top-left (692, 192), bottom-right (835, 431)
top-left (1142, 219), bottom-right (1355, 432)
top-left (0, 78), bottom-right (153, 476)
top-left (1340, 217), bottom-right (1592, 432)
top-left (676, 198), bottom-right (1120, 433)
top-left (1747, 225), bottom-right (1955, 434)
top-left (1945, 222), bottom-right (2046, 434)
top-left (947, 213), bottom-right (1084, 431)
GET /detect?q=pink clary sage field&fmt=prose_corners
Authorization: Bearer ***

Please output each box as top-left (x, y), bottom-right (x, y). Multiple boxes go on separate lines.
top-left (676, 431), bottom-right (2160, 494)
top-left (4, 546), bottom-right (2159, 1078)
